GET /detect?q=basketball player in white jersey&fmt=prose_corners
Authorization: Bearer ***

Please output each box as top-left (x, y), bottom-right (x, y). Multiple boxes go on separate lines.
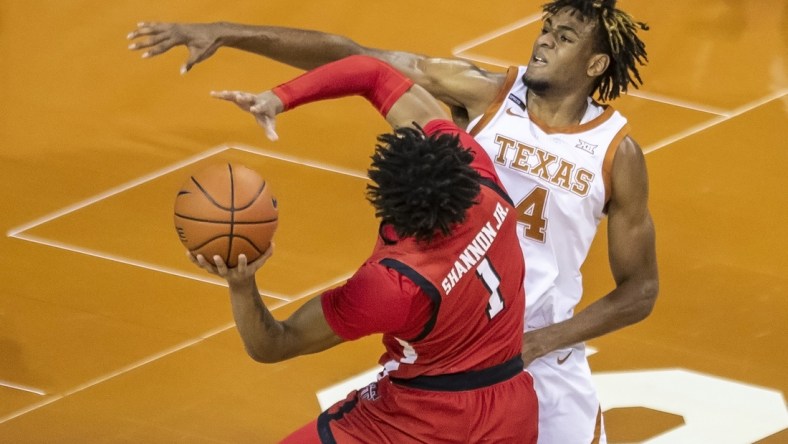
top-left (129, 0), bottom-right (659, 442)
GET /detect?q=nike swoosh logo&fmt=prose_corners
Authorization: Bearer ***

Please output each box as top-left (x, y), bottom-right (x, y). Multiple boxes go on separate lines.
top-left (505, 107), bottom-right (527, 119)
top-left (557, 349), bottom-right (573, 365)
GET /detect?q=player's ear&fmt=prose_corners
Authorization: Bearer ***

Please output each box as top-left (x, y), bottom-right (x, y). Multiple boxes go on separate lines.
top-left (587, 53), bottom-right (610, 77)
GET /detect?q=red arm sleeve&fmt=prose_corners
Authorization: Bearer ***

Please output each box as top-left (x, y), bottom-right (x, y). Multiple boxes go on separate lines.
top-left (272, 55), bottom-right (414, 116)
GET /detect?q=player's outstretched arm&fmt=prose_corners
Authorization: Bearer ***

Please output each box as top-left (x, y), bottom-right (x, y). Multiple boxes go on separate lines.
top-left (190, 250), bottom-right (344, 363)
top-left (127, 22), bottom-right (502, 122)
top-left (127, 22), bottom-right (367, 74)
top-left (212, 55), bottom-right (448, 132)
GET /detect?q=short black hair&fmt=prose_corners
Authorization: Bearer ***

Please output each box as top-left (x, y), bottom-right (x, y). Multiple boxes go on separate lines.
top-left (366, 126), bottom-right (482, 243)
top-left (543, 0), bottom-right (649, 101)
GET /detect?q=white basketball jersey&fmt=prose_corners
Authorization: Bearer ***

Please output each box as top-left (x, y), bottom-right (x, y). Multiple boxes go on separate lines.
top-left (468, 66), bottom-right (630, 331)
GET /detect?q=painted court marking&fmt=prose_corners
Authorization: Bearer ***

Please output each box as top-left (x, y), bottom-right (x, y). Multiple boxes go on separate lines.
top-left (0, 380), bottom-right (46, 396)
top-left (5, 11), bottom-right (785, 429)
top-left (6, 143), bottom-right (367, 302)
top-left (1, 144), bottom-right (364, 422)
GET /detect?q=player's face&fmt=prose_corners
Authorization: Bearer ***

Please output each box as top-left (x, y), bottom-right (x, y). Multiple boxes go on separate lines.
top-left (524, 8), bottom-right (600, 95)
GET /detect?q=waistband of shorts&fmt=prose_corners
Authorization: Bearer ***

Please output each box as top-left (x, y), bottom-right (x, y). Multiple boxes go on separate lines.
top-left (389, 355), bottom-right (524, 391)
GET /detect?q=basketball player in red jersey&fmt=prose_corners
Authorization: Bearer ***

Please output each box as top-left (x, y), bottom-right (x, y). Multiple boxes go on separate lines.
top-left (132, 1), bottom-right (658, 441)
top-left (191, 55), bottom-right (538, 443)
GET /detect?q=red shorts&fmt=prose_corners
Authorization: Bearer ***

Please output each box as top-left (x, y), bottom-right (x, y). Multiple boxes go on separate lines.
top-left (282, 366), bottom-right (538, 443)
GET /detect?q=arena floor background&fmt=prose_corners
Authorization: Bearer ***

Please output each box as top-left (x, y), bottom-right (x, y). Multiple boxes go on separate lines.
top-left (1, 1), bottom-right (786, 442)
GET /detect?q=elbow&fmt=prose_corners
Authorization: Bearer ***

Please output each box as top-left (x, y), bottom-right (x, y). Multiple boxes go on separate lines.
top-left (244, 346), bottom-right (286, 364)
top-left (633, 278), bottom-right (659, 322)
top-left (242, 341), bottom-right (290, 364)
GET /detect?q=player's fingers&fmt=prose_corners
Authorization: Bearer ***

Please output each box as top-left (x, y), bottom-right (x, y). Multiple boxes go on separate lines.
top-left (130, 37), bottom-right (170, 56)
top-left (194, 253), bottom-right (213, 269)
top-left (127, 22), bottom-right (163, 40)
top-left (182, 53), bottom-right (203, 75)
top-left (256, 115), bottom-right (279, 141)
top-left (210, 90), bottom-right (245, 101)
top-left (139, 38), bottom-right (179, 58)
top-left (182, 43), bottom-right (219, 74)
top-left (213, 255), bottom-right (229, 275)
top-left (128, 32), bottom-right (165, 50)
top-left (210, 90), bottom-right (232, 100)
top-left (210, 90), bottom-right (245, 105)
top-left (237, 254), bottom-right (248, 273)
top-left (211, 91), bottom-right (258, 110)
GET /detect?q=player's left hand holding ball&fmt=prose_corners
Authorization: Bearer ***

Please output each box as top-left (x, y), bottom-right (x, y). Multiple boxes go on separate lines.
top-left (188, 244), bottom-right (274, 284)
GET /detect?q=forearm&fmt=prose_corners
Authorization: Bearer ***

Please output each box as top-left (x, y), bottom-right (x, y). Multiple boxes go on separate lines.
top-left (227, 277), bottom-right (287, 363)
top-left (527, 278), bottom-right (658, 355)
top-left (272, 55), bottom-right (415, 121)
top-left (214, 22), bottom-right (367, 70)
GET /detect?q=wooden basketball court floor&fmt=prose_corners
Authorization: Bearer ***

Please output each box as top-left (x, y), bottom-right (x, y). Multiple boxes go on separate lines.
top-left (1, 0), bottom-right (786, 442)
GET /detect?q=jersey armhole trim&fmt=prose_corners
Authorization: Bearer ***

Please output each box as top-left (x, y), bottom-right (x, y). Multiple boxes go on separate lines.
top-left (479, 177), bottom-right (514, 207)
top-left (603, 123), bottom-right (631, 206)
top-left (379, 258), bottom-right (441, 342)
top-left (468, 67), bottom-right (520, 136)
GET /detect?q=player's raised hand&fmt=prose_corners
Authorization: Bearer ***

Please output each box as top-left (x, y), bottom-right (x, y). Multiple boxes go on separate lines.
top-left (127, 22), bottom-right (222, 74)
top-left (211, 90), bottom-right (282, 141)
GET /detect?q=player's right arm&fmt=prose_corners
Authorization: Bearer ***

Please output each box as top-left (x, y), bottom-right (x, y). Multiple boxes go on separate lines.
top-left (127, 22), bottom-right (504, 123)
top-left (190, 250), bottom-right (344, 363)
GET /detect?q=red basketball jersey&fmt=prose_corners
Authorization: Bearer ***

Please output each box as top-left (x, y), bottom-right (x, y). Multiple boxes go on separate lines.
top-left (371, 120), bottom-right (526, 380)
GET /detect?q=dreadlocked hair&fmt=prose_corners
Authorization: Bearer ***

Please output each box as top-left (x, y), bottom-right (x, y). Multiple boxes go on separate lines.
top-left (543, 0), bottom-right (649, 101)
top-left (366, 125), bottom-right (482, 243)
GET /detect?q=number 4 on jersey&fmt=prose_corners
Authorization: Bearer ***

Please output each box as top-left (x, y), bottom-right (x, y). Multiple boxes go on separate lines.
top-left (516, 186), bottom-right (549, 242)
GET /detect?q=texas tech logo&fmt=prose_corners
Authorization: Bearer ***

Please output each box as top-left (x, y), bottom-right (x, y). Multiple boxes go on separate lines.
top-left (358, 382), bottom-right (379, 401)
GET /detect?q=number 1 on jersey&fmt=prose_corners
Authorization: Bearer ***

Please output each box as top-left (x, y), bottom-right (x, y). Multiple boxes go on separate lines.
top-left (477, 258), bottom-right (504, 319)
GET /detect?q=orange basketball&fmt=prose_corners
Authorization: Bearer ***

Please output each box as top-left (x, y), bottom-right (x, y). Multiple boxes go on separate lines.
top-left (174, 163), bottom-right (278, 268)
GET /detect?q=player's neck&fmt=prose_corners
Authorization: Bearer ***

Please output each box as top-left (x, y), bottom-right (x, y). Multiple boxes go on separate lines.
top-left (525, 89), bottom-right (590, 129)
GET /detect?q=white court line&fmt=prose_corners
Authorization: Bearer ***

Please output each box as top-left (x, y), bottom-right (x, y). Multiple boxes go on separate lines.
top-left (643, 88), bottom-right (787, 154)
top-left (10, 231), bottom-right (257, 293)
top-left (6, 144), bottom-right (366, 238)
top-left (451, 13), bottom-right (542, 56)
top-left (12, 231), bottom-right (354, 302)
top-left (1, 145), bottom-right (366, 424)
top-left (0, 267), bottom-right (349, 425)
top-left (0, 281), bottom-right (330, 425)
top-left (0, 320), bottom-right (237, 424)
top-left (231, 143), bottom-right (367, 179)
top-left (5, 145), bottom-right (230, 238)
top-left (0, 380), bottom-right (46, 396)
top-left (7, 144), bottom-right (369, 299)
top-left (626, 90), bottom-right (730, 117)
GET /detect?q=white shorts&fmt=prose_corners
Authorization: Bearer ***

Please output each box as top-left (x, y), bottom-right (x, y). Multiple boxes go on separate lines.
top-left (527, 343), bottom-right (606, 444)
